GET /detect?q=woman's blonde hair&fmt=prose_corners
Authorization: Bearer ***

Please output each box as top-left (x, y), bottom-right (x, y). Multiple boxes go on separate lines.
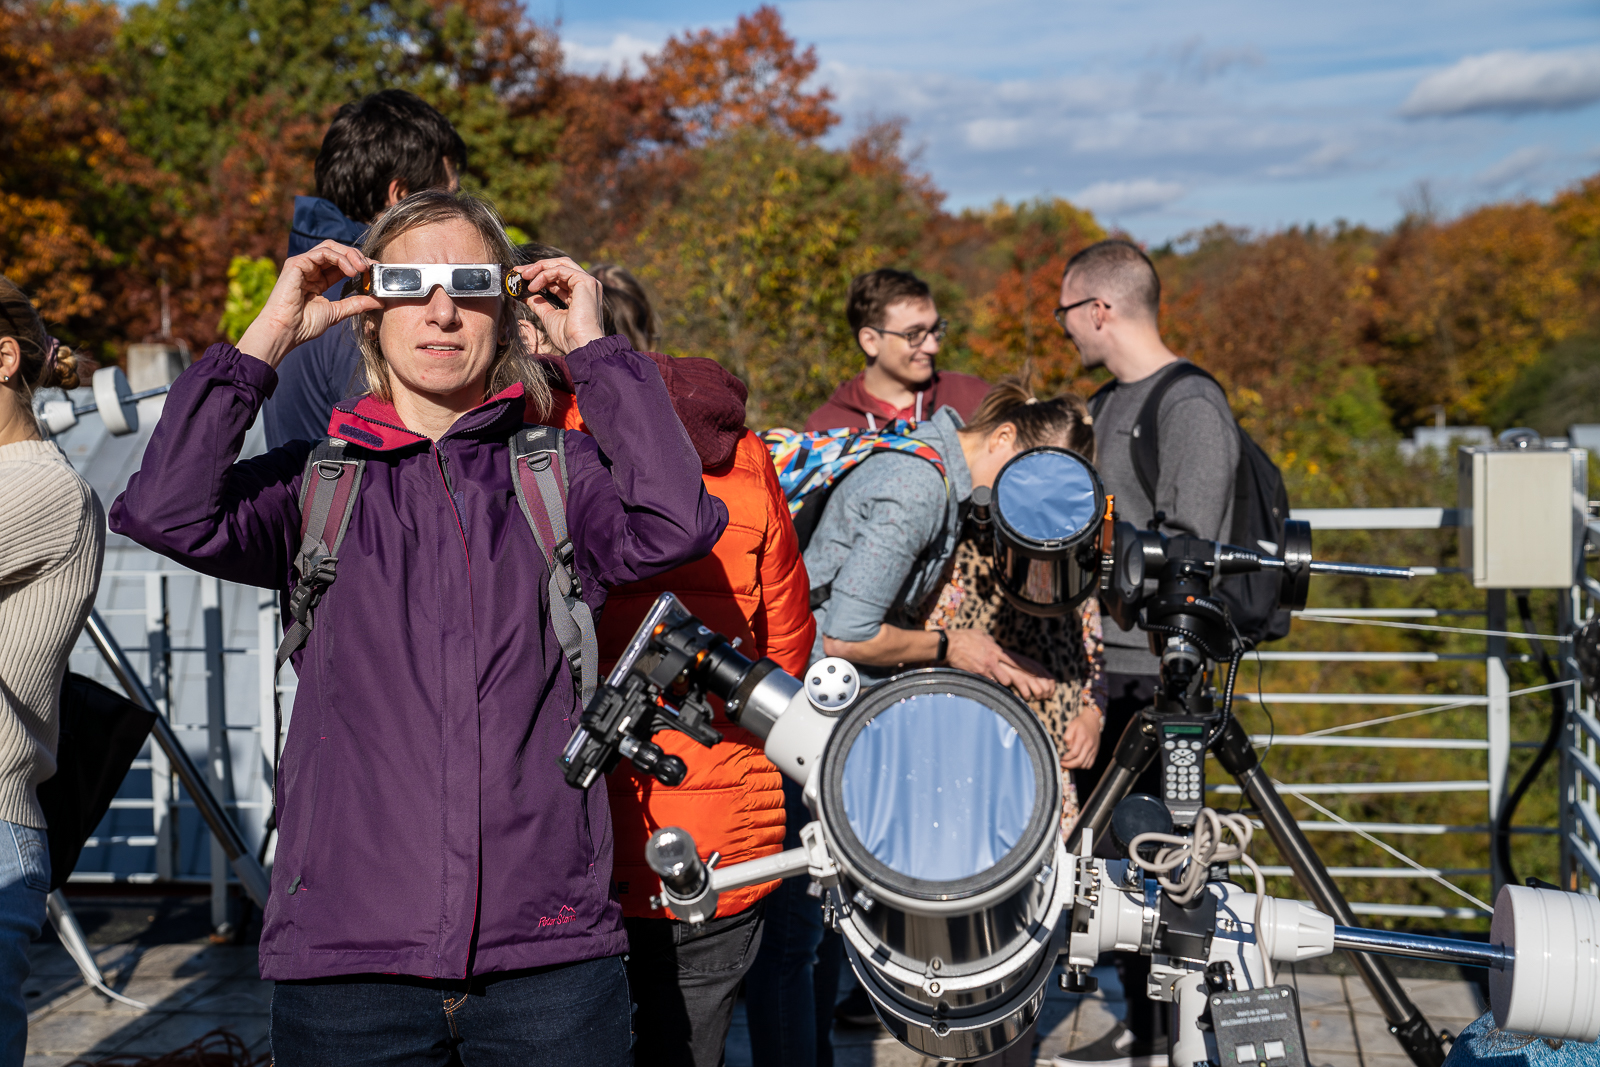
top-left (962, 363), bottom-right (1095, 460)
top-left (0, 277), bottom-right (80, 407)
top-left (356, 191), bottom-right (552, 419)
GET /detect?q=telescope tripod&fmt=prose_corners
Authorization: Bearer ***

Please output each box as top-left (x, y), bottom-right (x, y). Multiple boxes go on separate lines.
top-left (1066, 678), bottom-right (1449, 1067)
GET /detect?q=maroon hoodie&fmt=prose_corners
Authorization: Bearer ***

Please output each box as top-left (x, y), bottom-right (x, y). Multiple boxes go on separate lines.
top-left (537, 352), bottom-right (748, 470)
top-left (803, 369), bottom-right (991, 432)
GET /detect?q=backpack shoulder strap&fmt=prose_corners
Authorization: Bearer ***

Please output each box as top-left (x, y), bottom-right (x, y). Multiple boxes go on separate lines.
top-left (1131, 361), bottom-right (1217, 508)
top-left (269, 437), bottom-right (364, 819)
top-left (510, 425), bottom-right (599, 708)
top-left (1087, 378), bottom-right (1118, 418)
top-left (275, 438), bottom-right (364, 672)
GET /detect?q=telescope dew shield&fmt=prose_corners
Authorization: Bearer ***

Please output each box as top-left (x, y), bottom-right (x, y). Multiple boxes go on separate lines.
top-left (988, 448), bottom-right (1106, 617)
top-left (816, 669), bottom-right (1068, 1059)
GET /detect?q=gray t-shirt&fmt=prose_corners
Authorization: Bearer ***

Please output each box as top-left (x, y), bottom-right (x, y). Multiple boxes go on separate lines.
top-left (804, 407), bottom-right (972, 681)
top-left (1093, 361), bottom-right (1238, 675)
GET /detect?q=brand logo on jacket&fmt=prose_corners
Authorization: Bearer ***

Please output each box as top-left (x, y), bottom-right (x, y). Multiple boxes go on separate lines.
top-left (538, 904), bottom-right (577, 928)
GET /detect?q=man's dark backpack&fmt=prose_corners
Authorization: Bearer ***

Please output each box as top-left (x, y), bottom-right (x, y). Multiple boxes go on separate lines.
top-left (1089, 363), bottom-right (1292, 648)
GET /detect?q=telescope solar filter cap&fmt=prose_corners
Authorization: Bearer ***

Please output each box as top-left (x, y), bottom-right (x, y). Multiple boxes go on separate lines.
top-left (806, 657), bottom-right (860, 711)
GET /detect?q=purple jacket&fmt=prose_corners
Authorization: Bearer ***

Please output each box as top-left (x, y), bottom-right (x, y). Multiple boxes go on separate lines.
top-left (110, 338), bottom-right (727, 981)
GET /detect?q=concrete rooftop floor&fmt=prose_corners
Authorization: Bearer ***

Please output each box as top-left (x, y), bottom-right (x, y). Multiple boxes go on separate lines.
top-left (26, 896), bottom-right (1488, 1066)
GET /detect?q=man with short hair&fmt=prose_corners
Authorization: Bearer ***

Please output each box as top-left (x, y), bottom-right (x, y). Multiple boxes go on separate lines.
top-left (1053, 239), bottom-right (1238, 1067)
top-left (803, 269), bottom-right (988, 432)
top-left (262, 90), bottom-right (467, 449)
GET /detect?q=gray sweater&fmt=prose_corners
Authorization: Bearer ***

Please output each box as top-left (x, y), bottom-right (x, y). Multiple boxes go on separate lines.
top-left (804, 407), bottom-right (972, 680)
top-left (1093, 362), bottom-right (1238, 675)
top-left (0, 440), bottom-right (106, 828)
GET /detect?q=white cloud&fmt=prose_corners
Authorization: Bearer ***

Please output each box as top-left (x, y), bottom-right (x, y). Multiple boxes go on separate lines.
top-left (1401, 47), bottom-right (1600, 117)
top-left (1267, 141), bottom-right (1358, 179)
top-left (962, 118), bottom-right (1033, 151)
top-left (553, 2), bottom-right (1600, 241)
top-left (1476, 145), bottom-right (1553, 187)
top-left (560, 33), bottom-right (661, 75)
top-left (1074, 179), bottom-right (1187, 216)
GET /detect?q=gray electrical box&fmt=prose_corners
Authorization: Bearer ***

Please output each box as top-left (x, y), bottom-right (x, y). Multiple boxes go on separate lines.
top-left (1457, 445), bottom-right (1586, 589)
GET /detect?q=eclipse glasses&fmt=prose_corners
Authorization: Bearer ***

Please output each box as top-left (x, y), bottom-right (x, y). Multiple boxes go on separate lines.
top-left (355, 263), bottom-right (565, 308)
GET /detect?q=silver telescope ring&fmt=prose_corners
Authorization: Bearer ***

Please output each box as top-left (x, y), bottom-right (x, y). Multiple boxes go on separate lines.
top-left (816, 669), bottom-right (1065, 987)
top-left (832, 841), bottom-right (1070, 997)
top-left (846, 908), bottom-right (1068, 1061)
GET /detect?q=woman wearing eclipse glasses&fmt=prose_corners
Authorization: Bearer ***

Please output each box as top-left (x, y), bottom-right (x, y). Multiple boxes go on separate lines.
top-left (111, 190), bottom-right (726, 1065)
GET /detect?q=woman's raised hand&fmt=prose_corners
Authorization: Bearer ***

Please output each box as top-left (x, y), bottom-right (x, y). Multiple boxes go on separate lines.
top-left (513, 258), bottom-right (605, 354)
top-left (237, 242), bottom-right (380, 368)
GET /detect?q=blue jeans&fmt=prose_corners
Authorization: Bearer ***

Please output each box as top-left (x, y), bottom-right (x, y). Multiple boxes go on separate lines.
top-left (270, 954), bottom-right (633, 1067)
top-left (743, 780), bottom-right (833, 1067)
top-left (0, 821), bottom-right (49, 1067)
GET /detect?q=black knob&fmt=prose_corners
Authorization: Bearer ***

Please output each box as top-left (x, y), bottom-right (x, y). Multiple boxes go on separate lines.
top-left (654, 754), bottom-right (687, 787)
top-left (1060, 970), bottom-right (1099, 994)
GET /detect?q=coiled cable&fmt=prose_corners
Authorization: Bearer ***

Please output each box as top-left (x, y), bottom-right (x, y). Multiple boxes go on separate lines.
top-left (1130, 806), bottom-right (1274, 986)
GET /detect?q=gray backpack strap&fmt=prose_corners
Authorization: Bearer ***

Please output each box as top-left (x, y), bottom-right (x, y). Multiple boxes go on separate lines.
top-left (276, 439), bottom-right (364, 671)
top-left (510, 426), bottom-right (599, 707)
top-left (270, 438), bottom-right (364, 815)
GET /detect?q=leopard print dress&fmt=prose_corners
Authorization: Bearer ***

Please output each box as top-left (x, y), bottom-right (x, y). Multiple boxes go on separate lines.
top-left (924, 538), bottom-right (1108, 829)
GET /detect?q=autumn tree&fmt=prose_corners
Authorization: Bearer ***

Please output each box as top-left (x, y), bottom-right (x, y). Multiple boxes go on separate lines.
top-left (959, 199), bottom-right (1104, 392)
top-left (645, 5), bottom-right (836, 144)
top-left (1364, 202), bottom-right (1584, 426)
top-left (1156, 224), bottom-right (1392, 501)
top-left (618, 128), bottom-right (932, 427)
top-left (0, 0), bottom-right (167, 352)
top-left (1550, 174), bottom-right (1600, 316)
top-left (101, 0), bottom-right (560, 348)
top-left (542, 5), bottom-right (839, 254)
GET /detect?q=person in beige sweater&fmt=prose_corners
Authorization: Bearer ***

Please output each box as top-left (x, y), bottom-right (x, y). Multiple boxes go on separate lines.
top-left (0, 277), bottom-right (104, 1066)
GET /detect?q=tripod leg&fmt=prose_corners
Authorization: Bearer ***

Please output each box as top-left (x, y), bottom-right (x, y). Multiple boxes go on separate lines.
top-left (1066, 710), bottom-right (1161, 854)
top-left (1212, 720), bottom-right (1447, 1067)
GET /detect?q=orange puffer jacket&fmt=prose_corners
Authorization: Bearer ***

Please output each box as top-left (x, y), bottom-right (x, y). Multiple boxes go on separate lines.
top-left (541, 357), bottom-right (815, 920)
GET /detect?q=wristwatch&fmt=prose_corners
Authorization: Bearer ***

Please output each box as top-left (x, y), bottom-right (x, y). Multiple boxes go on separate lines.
top-left (935, 629), bottom-right (949, 663)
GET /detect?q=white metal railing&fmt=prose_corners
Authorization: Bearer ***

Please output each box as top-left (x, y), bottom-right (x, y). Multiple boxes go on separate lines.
top-left (1211, 505), bottom-right (1569, 921)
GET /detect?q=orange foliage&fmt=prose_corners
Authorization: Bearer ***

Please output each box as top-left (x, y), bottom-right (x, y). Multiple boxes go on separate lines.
top-left (545, 6), bottom-right (840, 254)
top-left (1160, 226), bottom-right (1372, 447)
top-left (961, 200), bottom-right (1105, 393)
top-left (1364, 203), bottom-right (1583, 424)
top-left (0, 0), bottom-right (161, 331)
top-left (1551, 173), bottom-right (1600, 298)
top-left (645, 6), bottom-right (837, 144)
top-left (0, 194), bottom-right (104, 321)
top-left (116, 94), bottom-right (324, 350)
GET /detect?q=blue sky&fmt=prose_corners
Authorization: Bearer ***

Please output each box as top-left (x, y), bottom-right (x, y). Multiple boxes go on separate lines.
top-left (535, 0), bottom-right (1600, 244)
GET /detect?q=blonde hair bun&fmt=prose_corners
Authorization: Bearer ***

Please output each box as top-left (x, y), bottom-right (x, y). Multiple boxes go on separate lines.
top-left (51, 345), bottom-right (79, 390)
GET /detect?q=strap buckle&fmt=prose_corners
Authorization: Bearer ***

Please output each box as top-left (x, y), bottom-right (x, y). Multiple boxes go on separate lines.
top-left (552, 538), bottom-right (581, 596)
top-left (288, 554), bottom-right (339, 625)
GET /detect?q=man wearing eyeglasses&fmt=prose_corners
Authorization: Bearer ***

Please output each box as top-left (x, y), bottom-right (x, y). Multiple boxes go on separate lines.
top-left (803, 269), bottom-right (989, 432)
top-left (1053, 239), bottom-right (1237, 1067)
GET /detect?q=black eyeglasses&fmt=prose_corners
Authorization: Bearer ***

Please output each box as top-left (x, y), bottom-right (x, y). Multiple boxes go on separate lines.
top-left (873, 318), bottom-right (949, 348)
top-left (1053, 297), bottom-right (1106, 333)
